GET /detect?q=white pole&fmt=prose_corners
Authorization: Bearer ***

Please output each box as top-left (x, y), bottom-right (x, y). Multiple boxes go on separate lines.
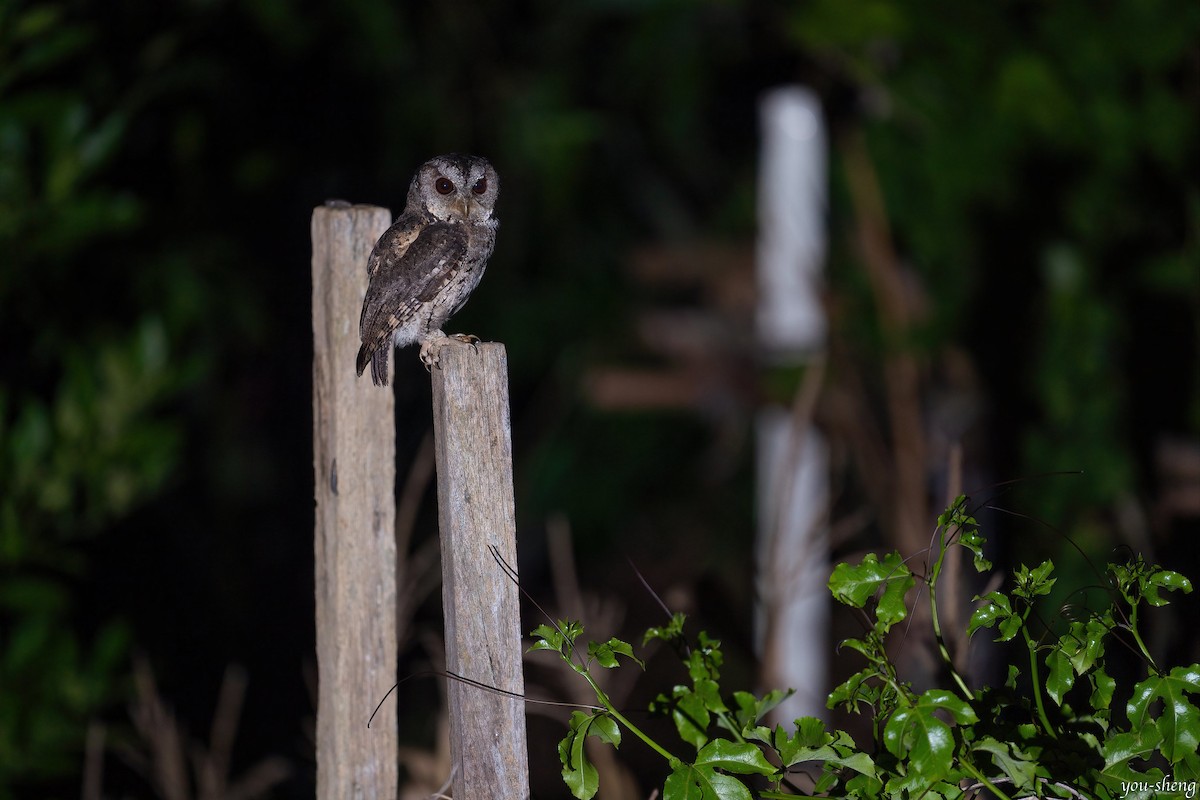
top-left (755, 87), bottom-right (830, 723)
top-left (757, 87), bottom-right (827, 358)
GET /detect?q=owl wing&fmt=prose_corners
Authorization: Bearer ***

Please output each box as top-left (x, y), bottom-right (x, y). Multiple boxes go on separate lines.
top-left (356, 219), bottom-right (468, 384)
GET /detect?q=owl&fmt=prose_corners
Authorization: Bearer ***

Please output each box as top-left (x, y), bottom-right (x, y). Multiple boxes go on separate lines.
top-left (356, 154), bottom-right (500, 385)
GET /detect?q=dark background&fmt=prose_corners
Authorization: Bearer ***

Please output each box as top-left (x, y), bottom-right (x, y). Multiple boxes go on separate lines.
top-left (2, 0), bottom-right (1198, 797)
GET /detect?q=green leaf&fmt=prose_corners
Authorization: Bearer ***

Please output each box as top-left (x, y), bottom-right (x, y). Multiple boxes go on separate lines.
top-left (837, 637), bottom-right (874, 658)
top-left (559, 712), bottom-right (600, 799)
top-left (1014, 560), bottom-right (1056, 599)
top-left (829, 552), bottom-right (914, 630)
top-left (1109, 561), bottom-right (1140, 603)
top-left (1046, 648), bottom-right (1075, 705)
top-left (528, 636), bottom-right (563, 654)
top-left (939, 496), bottom-right (992, 572)
top-left (1102, 724), bottom-right (1165, 791)
top-left (936, 496), bottom-right (968, 529)
top-left (591, 713), bottom-right (621, 747)
top-left (530, 621), bottom-right (580, 654)
top-left (692, 678), bottom-right (726, 713)
top-left (1103, 726), bottom-right (1162, 769)
top-left (1090, 665), bottom-right (1116, 712)
top-left (1005, 663), bottom-right (1020, 689)
top-left (558, 710), bottom-right (622, 799)
top-left (687, 641), bottom-right (723, 683)
top-left (874, 570), bottom-right (915, 631)
top-left (740, 720), bottom-right (773, 747)
top-left (1108, 557), bottom-right (1189, 609)
top-left (1066, 617), bottom-right (1108, 675)
top-left (827, 668), bottom-right (880, 713)
top-left (654, 686), bottom-right (711, 751)
top-left (998, 611), bottom-right (1024, 642)
top-left (1030, 561), bottom-right (1055, 587)
top-left (1176, 751), bottom-right (1200, 782)
top-left (588, 637), bottom-right (643, 669)
top-left (644, 612), bottom-right (687, 645)
top-left (750, 689), bottom-right (790, 721)
top-left (970, 590), bottom-right (1023, 642)
top-left (882, 690), bottom-right (977, 783)
top-left (727, 690), bottom-right (779, 741)
top-left (823, 749), bottom-right (878, 780)
top-left (921, 689), bottom-right (978, 725)
top-left (778, 724), bottom-right (878, 778)
top-left (731, 691), bottom-right (759, 723)
top-left (973, 736), bottom-right (1038, 792)
top-left (883, 766), bottom-right (936, 797)
top-left (1098, 760), bottom-right (1166, 800)
top-left (968, 591), bottom-right (1013, 638)
top-left (563, 754), bottom-right (599, 799)
top-left (843, 770), bottom-right (885, 798)
top-left (1145, 568), bottom-right (1193, 606)
top-left (958, 524), bottom-right (992, 572)
top-left (664, 763), bottom-right (752, 800)
top-left (794, 716), bottom-right (828, 748)
top-left (1125, 664), bottom-right (1200, 764)
top-left (694, 739), bottom-right (777, 776)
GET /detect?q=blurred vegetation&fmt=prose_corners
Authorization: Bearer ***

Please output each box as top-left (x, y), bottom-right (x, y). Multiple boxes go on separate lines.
top-left (0, 4), bottom-right (187, 785)
top-left (1, 0), bottom-right (1197, 796)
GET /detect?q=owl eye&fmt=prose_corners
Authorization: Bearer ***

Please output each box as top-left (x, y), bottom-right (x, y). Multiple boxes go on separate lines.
top-left (435, 177), bottom-right (455, 195)
top-left (471, 177), bottom-right (488, 195)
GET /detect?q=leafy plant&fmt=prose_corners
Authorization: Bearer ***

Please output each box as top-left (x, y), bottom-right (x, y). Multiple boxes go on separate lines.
top-left (530, 497), bottom-right (1199, 798)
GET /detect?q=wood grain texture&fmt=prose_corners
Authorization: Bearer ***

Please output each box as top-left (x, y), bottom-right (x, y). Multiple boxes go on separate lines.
top-left (311, 204), bottom-right (398, 799)
top-left (431, 343), bottom-right (530, 799)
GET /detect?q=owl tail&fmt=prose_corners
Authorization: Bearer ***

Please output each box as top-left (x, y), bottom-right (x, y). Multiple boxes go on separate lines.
top-left (355, 342), bottom-right (390, 386)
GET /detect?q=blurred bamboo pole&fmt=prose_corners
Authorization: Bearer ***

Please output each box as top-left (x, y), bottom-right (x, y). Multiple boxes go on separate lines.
top-left (755, 86), bottom-right (831, 723)
top-left (311, 203), bottom-right (398, 799)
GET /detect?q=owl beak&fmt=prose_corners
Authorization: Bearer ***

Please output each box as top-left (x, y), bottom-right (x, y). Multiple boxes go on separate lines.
top-left (454, 197), bottom-right (472, 218)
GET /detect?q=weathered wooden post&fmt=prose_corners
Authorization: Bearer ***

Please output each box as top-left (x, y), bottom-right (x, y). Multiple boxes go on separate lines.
top-left (311, 204), bottom-right (398, 798)
top-left (430, 342), bottom-right (529, 799)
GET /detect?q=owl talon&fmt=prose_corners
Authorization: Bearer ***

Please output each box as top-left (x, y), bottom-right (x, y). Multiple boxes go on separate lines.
top-left (419, 338), bottom-right (442, 370)
top-left (419, 332), bottom-right (481, 369)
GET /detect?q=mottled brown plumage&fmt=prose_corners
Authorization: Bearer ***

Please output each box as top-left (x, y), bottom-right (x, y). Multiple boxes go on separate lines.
top-left (356, 154), bottom-right (499, 385)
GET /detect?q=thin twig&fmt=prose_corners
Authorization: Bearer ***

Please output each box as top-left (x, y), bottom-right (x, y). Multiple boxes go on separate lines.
top-left (427, 764), bottom-right (456, 800)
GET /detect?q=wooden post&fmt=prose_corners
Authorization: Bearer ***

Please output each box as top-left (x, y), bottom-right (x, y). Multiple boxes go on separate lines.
top-left (431, 343), bottom-right (530, 799)
top-left (311, 204), bottom-right (398, 799)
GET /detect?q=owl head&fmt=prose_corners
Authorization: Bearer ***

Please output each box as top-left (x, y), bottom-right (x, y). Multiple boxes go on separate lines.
top-left (407, 154), bottom-right (499, 225)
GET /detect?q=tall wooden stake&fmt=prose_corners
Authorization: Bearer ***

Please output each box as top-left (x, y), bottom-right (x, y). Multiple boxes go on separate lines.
top-left (431, 343), bottom-right (530, 799)
top-left (311, 204), bottom-right (398, 799)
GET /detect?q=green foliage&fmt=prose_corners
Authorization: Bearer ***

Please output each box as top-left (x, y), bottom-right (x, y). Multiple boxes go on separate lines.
top-left (790, 0), bottom-right (1199, 554)
top-left (532, 497), bottom-right (1199, 798)
top-left (0, 2), bottom-right (212, 786)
